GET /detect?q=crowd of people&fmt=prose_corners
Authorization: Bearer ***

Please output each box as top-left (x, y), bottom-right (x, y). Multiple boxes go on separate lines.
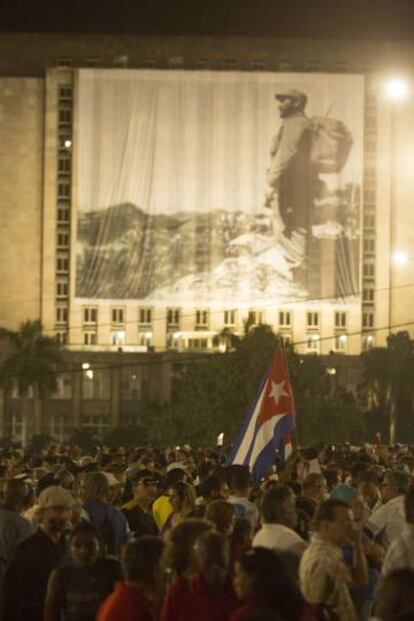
top-left (0, 440), bottom-right (413, 620)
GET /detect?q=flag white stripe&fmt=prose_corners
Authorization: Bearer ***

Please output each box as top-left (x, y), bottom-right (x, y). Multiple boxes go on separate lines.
top-left (248, 413), bottom-right (286, 469)
top-left (231, 384), bottom-right (266, 464)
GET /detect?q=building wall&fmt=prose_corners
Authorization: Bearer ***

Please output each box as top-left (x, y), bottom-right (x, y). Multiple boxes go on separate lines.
top-left (0, 77), bottom-right (44, 329)
top-left (0, 33), bottom-right (413, 353)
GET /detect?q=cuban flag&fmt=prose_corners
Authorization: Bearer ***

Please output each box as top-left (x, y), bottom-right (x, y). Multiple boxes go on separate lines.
top-left (229, 346), bottom-right (296, 485)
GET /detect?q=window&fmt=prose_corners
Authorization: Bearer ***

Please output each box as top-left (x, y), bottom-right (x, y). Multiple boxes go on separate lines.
top-left (82, 415), bottom-right (110, 436)
top-left (113, 55), bottom-right (129, 67)
top-left (279, 311), bottom-right (291, 327)
top-left (58, 155), bottom-right (71, 175)
top-left (56, 257), bottom-right (69, 273)
top-left (248, 310), bottom-right (263, 325)
top-left (363, 288), bottom-right (375, 303)
top-left (362, 311), bottom-right (374, 329)
top-left (306, 61), bottom-right (321, 71)
top-left (195, 309), bottom-right (209, 328)
top-left (166, 332), bottom-right (180, 350)
top-left (332, 62), bottom-right (347, 72)
top-left (306, 335), bottom-right (320, 352)
top-left (56, 281), bottom-right (69, 298)
top-left (58, 132), bottom-right (72, 150)
top-left (187, 338), bottom-right (209, 350)
top-left (307, 311), bottom-right (319, 328)
top-left (111, 307), bottom-right (125, 324)
top-left (362, 334), bottom-right (374, 351)
top-left (224, 58), bottom-right (237, 69)
top-left (138, 307), bottom-right (152, 325)
top-left (57, 206), bottom-right (70, 223)
top-left (84, 331), bottom-right (97, 345)
top-left (167, 308), bottom-right (180, 328)
top-left (138, 332), bottom-right (152, 347)
top-left (58, 108), bottom-right (72, 126)
top-left (168, 56), bottom-right (184, 67)
top-left (57, 57), bottom-right (73, 67)
top-left (363, 263), bottom-right (375, 278)
top-left (49, 414), bottom-right (68, 442)
top-left (83, 307), bottom-right (98, 324)
top-left (85, 57), bottom-right (98, 67)
top-left (363, 238), bottom-right (375, 254)
top-left (251, 59), bottom-right (265, 70)
top-left (82, 368), bottom-right (111, 400)
top-left (59, 86), bottom-right (73, 100)
top-left (11, 411), bottom-right (23, 438)
top-left (51, 375), bottom-right (72, 399)
top-left (224, 310), bottom-right (236, 326)
top-left (363, 190), bottom-right (376, 203)
top-left (196, 58), bottom-right (211, 69)
top-left (111, 330), bottom-right (125, 346)
top-left (278, 62), bottom-right (292, 71)
top-left (121, 366), bottom-right (150, 400)
top-left (363, 214), bottom-right (375, 229)
top-left (55, 332), bottom-right (67, 345)
top-left (58, 181), bottom-right (70, 200)
top-left (334, 334), bottom-right (348, 352)
top-left (334, 312), bottom-right (347, 329)
top-left (57, 231), bottom-right (69, 248)
top-left (364, 138), bottom-right (377, 154)
top-left (56, 307), bottom-right (68, 323)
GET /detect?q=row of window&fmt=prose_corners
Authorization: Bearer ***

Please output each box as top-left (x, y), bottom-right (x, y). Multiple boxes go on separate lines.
top-left (55, 82), bottom-right (73, 329)
top-left (80, 306), bottom-right (350, 330)
top-left (79, 330), bottom-right (377, 354)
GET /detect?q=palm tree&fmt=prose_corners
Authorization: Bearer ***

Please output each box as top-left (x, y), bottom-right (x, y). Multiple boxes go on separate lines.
top-left (0, 320), bottom-right (66, 446)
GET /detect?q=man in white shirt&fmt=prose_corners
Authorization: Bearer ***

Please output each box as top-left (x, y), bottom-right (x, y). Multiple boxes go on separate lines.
top-left (227, 465), bottom-right (259, 531)
top-left (382, 486), bottom-right (414, 576)
top-left (253, 485), bottom-right (307, 558)
top-left (367, 470), bottom-right (409, 550)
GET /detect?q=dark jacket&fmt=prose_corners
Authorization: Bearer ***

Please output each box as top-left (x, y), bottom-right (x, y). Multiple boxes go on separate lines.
top-left (1, 528), bottom-right (65, 621)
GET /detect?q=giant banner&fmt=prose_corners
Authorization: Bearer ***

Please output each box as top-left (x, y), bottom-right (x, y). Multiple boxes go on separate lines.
top-left (76, 70), bottom-right (363, 305)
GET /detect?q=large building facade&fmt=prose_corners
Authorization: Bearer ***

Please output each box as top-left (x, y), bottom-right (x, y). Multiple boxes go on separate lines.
top-left (0, 33), bottom-right (413, 441)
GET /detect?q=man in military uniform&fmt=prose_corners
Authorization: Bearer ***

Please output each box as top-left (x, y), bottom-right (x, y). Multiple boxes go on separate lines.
top-left (265, 88), bottom-right (317, 277)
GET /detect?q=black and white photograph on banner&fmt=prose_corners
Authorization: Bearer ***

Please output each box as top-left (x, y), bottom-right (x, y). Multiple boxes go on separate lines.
top-left (75, 70), bottom-right (364, 307)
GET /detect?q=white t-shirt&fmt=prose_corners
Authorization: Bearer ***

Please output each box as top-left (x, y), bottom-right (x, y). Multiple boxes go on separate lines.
top-left (253, 522), bottom-right (307, 557)
top-left (367, 495), bottom-right (406, 549)
top-left (227, 495), bottom-right (259, 531)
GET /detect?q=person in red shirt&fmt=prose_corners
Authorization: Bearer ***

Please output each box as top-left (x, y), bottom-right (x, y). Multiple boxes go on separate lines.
top-left (160, 530), bottom-right (238, 621)
top-left (97, 536), bottom-right (165, 621)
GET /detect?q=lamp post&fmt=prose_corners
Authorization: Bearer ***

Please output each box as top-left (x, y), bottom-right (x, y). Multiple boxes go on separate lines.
top-left (384, 78), bottom-right (408, 338)
top-left (384, 77), bottom-right (409, 444)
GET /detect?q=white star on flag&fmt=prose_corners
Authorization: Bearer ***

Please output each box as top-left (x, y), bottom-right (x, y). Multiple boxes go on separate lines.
top-left (269, 380), bottom-right (288, 406)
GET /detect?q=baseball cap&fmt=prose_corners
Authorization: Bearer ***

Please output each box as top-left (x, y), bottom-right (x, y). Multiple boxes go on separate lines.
top-left (38, 485), bottom-right (74, 509)
top-left (275, 88), bottom-right (307, 104)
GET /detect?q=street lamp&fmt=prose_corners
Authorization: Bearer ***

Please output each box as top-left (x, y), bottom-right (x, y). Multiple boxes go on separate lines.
top-left (384, 76), bottom-right (409, 445)
top-left (385, 77), bottom-right (409, 101)
top-left (384, 77), bottom-right (409, 340)
top-left (391, 249), bottom-right (409, 266)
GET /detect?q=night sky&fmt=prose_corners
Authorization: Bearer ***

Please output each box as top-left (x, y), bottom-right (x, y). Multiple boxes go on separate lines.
top-left (2, 0), bottom-right (414, 40)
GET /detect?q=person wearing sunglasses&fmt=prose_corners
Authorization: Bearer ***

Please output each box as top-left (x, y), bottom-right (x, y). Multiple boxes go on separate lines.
top-left (121, 470), bottom-right (159, 538)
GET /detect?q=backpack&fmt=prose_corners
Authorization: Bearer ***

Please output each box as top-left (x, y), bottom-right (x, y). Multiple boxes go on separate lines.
top-left (310, 115), bottom-right (353, 174)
